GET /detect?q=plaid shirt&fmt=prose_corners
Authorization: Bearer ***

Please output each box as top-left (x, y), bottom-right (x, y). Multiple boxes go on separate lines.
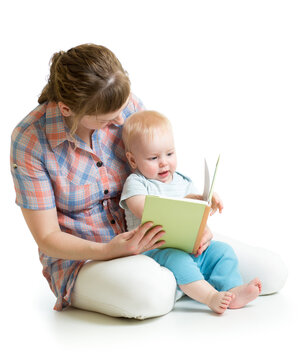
top-left (10, 94), bottom-right (144, 310)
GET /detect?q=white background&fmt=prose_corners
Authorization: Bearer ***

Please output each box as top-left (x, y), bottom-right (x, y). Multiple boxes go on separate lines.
top-left (1, 1), bottom-right (307, 359)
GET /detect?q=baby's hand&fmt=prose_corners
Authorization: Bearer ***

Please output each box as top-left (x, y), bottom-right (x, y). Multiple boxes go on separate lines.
top-left (194, 225), bottom-right (213, 257)
top-left (210, 192), bottom-right (224, 216)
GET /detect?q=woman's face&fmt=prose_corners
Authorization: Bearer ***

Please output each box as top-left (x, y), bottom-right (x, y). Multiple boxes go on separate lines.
top-left (78, 97), bottom-right (130, 131)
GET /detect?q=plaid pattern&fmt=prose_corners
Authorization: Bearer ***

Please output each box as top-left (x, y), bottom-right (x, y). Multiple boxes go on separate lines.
top-left (10, 94), bottom-right (144, 310)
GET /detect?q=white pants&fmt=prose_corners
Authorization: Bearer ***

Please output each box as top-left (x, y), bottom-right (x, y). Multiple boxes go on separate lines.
top-left (70, 233), bottom-right (288, 319)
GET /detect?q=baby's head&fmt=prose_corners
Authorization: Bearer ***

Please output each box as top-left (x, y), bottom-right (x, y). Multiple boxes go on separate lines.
top-left (122, 110), bottom-right (177, 183)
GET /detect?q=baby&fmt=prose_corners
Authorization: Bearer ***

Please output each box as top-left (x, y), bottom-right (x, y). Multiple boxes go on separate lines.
top-left (120, 110), bottom-right (261, 314)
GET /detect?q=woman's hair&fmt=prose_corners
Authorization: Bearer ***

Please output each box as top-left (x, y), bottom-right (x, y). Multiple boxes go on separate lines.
top-left (122, 110), bottom-right (172, 152)
top-left (39, 43), bottom-right (131, 134)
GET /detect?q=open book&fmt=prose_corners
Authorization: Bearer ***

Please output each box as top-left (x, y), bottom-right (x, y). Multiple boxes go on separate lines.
top-left (141, 155), bottom-right (220, 254)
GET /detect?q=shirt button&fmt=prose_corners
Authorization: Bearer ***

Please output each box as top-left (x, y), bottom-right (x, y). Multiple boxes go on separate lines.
top-left (104, 189), bottom-right (109, 195)
top-left (96, 161), bottom-right (103, 167)
top-left (111, 220), bottom-right (116, 224)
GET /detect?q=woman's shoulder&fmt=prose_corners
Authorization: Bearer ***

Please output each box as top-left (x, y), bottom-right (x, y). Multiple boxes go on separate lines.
top-left (122, 93), bottom-right (145, 119)
top-left (11, 103), bottom-right (48, 143)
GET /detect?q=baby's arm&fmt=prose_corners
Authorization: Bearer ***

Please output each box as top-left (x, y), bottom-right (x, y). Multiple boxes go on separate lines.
top-left (185, 194), bottom-right (203, 200)
top-left (125, 195), bottom-right (146, 219)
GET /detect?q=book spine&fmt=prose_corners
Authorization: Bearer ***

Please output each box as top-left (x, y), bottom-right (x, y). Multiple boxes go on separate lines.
top-left (192, 206), bottom-right (211, 254)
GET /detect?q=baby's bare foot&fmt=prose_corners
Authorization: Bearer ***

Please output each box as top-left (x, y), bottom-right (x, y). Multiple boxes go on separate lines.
top-left (208, 291), bottom-right (234, 314)
top-left (228, 278), bottom-right (262, 309)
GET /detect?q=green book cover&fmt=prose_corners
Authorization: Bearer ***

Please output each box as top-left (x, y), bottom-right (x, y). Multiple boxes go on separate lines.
top-left (141, 155), bottom-right (220, 253)
top-left (141, 196), bottom-right (209, 253)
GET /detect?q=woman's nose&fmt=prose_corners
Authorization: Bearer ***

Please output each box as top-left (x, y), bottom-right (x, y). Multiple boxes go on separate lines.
top-left (113, 115), bottom-right (124, 125)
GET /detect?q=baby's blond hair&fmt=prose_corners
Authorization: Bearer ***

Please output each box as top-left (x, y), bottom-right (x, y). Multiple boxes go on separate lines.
top-left (122, 110), bottom-right (172, 152)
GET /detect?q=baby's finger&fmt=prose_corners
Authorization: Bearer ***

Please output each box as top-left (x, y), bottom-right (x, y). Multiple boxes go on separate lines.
top-left (210, 208), bottom-right (217, 216)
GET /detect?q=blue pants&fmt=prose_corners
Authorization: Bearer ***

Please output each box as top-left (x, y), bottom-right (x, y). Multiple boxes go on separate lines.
top-left (144, 241), bottom-right (243, 291)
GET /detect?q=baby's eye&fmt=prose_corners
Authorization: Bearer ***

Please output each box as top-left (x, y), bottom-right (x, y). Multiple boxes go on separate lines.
top-left (148, 156), bottom-right (157, 160)
top-left (167, 152), bottom-right (174, 156)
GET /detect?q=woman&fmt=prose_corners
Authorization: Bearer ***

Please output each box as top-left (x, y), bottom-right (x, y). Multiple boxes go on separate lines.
top-left (10, 44), bottom-right (287, 319)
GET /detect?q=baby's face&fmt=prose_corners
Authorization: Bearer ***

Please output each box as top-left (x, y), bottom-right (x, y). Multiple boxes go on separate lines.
top-left (129, 129), bottom-right (177, 183)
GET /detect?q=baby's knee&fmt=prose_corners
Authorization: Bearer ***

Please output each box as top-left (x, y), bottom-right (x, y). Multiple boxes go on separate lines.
top-left (150, 248), bottom-right (190, 265)
top-left (209, 241), bottom-right (237, 259)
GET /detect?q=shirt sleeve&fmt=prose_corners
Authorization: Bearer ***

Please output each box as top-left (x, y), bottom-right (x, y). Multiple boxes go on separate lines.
top-left (122, 93), bottom-right (146, 120)
top-left (119, 173), bottom-right (148, 210)
top-left (10, 126), bottom-right (56, 210)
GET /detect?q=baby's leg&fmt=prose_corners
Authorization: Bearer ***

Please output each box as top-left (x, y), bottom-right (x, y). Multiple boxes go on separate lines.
top-left (145, 248), bottom-right (234, 314)
top-left (144, 248), bottom-right (204, 285)
top-left (228, 278), bottom-right (262, 309)
top-left (196, 241), bottom-right (261, 309)
top-left (196, 241), bottom-right (244, 291)
top-left (180, 280), bottom-right (234, 314)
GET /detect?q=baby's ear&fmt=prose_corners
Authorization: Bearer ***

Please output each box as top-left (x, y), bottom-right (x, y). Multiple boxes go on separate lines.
top-left (126, 152), bottom-right (137, 169)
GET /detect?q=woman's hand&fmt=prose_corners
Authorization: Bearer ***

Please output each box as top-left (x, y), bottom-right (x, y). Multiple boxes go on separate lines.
top-left (103, 222), bottom-right (165, 260)
top-left (210, 192), bottom-right (224, 216)
top-left (194, 225), bottom-right (213, 257)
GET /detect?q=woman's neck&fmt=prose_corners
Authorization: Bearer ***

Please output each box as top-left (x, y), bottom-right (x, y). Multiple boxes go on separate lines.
top-left (76, 127), bottom-right (93, 148)
top-left (65, 116), bottom-right (93, 148)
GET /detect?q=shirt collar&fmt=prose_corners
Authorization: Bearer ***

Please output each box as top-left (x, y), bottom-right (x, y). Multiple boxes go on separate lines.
top-left (45, 102), bottom-right (72, 149)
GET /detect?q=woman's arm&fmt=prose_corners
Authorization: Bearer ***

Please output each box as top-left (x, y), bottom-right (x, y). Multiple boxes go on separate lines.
top-left (21, 207), bottom-right (165, 261)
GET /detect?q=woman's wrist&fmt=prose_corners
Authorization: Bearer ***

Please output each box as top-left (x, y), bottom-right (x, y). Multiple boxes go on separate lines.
top-left (90, 241), bottom-right (119, 261)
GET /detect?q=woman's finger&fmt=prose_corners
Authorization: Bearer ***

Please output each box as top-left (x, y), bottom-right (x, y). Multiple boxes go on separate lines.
top-left (147, 240), bottom-right (166, 251)
top-left (138, 225), bottom-right (164, 249)
top-left (146, 230), bottom-right (166, 250)
top-left (120, 227), bottom-right (139, 240)
top-left (131, 221), bottom-right (154, 243)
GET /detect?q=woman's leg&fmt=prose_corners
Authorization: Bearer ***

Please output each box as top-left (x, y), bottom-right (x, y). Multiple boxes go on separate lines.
top-left (70, 236), bottom-right (288, 319)
top-left (70, 254), bottom-right (177, 320)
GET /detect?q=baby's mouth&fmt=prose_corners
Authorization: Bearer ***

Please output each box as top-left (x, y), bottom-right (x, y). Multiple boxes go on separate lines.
top-left (158, 170), bottom-right (169, 177)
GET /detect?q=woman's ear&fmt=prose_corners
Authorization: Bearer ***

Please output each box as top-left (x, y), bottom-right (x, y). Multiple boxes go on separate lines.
top-left (58, 102), bottom-right (73, 117)
top-left (126, 152), bottom-right (137, 169)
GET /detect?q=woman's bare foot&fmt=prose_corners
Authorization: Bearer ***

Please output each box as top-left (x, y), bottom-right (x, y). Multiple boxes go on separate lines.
top-left (208, 291), bottom-right (234, 314)
top-left (228, 278), bottom-right (262, 309)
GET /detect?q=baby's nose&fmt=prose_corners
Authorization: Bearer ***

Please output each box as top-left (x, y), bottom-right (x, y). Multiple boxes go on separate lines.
top-left (159, 157), bottom-right (168, 166)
